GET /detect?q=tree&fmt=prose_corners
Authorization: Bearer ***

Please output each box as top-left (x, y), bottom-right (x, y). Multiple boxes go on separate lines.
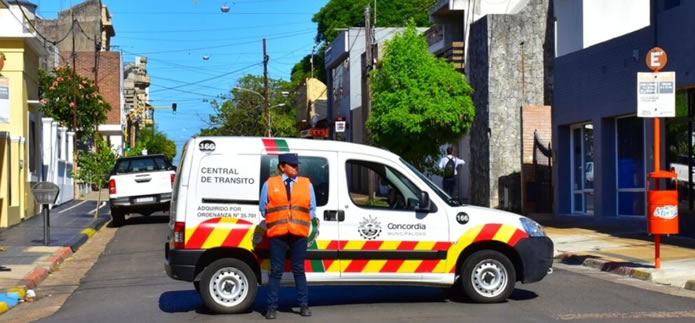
top-left (367, 22), bottom-right (475, 170)
top-left (200, 74), bottom-right (296, 137)
top-left (75, 138), bottom-right (116, 218)
top-left (312, 0), bottom-right (436, 43)
top-left (39, 67), bottom-right (111, 140)
top-left (131, 126), bottom-right (177, 161)
top-left (291, 51), bottom-right (326, 87)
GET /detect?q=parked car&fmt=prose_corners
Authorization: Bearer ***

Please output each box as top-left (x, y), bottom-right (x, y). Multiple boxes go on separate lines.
top-left (109, 154), bottom-right (176, 226)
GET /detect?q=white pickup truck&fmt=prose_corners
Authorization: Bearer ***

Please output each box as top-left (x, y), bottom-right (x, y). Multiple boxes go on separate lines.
top-left (109, 154), bottom-right (176, 226)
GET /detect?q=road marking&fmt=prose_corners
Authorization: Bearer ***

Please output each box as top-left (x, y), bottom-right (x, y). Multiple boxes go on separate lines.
top-left (57, 200), bottom-right (88, 214)
top-left (554, 311), bottom-right (695, 320)
top-left (88, 202), bottom-right (107, 215)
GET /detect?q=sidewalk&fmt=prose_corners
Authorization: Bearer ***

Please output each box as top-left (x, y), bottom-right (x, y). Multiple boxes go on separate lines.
top-left (542, 216), bottom-right (695, 292)
top-left (0, 190), bottom-right (110, 314)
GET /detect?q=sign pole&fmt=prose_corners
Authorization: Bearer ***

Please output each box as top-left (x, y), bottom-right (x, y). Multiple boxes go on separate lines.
top-left (43, 204), bottom-right (50, 246)
top-left (654, 115), bottom-right (661, 269)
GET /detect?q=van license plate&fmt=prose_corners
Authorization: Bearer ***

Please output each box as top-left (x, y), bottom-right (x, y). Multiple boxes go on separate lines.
top-left (136, 197), bottom-right (154, 203)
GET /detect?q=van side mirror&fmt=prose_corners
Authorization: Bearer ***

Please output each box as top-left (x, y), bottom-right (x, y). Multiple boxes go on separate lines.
top-left (417, 191), bottom-right (431, 212)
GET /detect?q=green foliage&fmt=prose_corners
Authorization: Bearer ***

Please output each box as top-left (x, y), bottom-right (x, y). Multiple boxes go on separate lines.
top-left (75, 138), bottom-right (117, 190)
top-left (291, 51), bottom-right (326, 87)
top-left (200, 74), bottom-right (297, 137)
top-left (39, 67), bottom-right (111, 140)
top-left (312, 0), bottom-right (436, 43)
top-left (367, 22), bottom-right (475, 169)
top-left (131, 126), bottom-right (177, 161)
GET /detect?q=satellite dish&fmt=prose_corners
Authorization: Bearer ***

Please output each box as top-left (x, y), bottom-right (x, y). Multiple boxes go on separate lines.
top-left (220, 3), bottom-right (230, 12)
top-left (202, 55), bottom-right (210, 60)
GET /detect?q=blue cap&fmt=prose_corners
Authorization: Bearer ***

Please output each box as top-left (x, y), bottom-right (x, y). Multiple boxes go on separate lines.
top-left (278, 153), bottom-right (299, 165)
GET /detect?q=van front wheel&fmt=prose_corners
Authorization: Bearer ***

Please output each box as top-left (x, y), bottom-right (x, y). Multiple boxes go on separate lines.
top-left (460, 250), bottom-right (516, 303)
top-left (199, 258), bottom-right (257, 314)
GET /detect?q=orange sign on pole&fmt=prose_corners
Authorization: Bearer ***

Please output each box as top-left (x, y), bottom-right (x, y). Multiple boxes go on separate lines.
top-left (646, 47), bottom-right (667, 72)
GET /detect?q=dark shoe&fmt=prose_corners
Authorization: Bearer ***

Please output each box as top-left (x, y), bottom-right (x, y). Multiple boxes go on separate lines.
top-left (300, 306), bottom-right (312, 317)
top-left (265, 308), bottom-right (277, 320)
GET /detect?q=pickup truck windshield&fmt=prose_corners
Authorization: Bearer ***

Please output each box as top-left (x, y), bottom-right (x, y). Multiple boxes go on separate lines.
top-left (114, 156), bottom-right (170, 174)
top-left (400, 158), bottom-right (461, 207)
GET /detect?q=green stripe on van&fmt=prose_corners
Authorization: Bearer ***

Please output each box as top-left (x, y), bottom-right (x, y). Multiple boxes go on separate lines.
top-left (274, 139), bottom-right (289, 152)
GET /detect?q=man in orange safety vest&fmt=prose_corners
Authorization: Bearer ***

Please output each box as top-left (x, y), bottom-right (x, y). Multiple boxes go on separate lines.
top-left (259, 153), bottom-right (317, 319)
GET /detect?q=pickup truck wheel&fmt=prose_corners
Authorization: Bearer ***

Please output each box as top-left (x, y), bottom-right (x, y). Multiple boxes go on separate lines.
top-left (199, 258), bottom-right (257, 314)
top-left (110, 208), bottom-right (125, 227)
top-left (460, 250), bottom-right (516, 303)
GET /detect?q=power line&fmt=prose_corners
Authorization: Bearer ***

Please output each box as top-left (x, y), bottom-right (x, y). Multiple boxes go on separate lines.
top-left (117, 21), bottom-right (310, 34)
top-left (134, 29), bottom-right (315, 55)
top-left (149, 62), bottom-right (262, 94)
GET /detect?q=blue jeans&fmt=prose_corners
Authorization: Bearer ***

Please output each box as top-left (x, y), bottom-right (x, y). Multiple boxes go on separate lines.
top-left (267, 234), bottom-right (308, 309)
top-left (443, 177), bottom-right (456, 196)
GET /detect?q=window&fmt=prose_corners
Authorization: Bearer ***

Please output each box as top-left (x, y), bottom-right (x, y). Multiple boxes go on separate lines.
top-left (260, 155), bottom-right (329, 207)
top-left (616, 116), bottom-right (646, 216)
top-left (346, 160), bottom-right (422, 211)
top-left (571, 123), bottom-right (594, 214)
top-left (113, 156), bottom-right (170, 174)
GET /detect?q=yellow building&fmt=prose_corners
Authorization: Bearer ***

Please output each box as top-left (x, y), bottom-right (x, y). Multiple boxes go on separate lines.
top-left (0, 0), bottom-right (47, 227)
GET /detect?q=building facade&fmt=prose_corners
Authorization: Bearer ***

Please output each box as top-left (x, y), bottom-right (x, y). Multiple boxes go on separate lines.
top-left (552, 0), bottom-right (695, 237)
top-left (123, 56), bottom-right (150, 148)
top-left (0, 0), bottom-right (53, 227)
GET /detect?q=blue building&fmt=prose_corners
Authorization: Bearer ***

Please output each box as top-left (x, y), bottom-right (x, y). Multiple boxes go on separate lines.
top-left (553, 0), bottom-right (694, 236)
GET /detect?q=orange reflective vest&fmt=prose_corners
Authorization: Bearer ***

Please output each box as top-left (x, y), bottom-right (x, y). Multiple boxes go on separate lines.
top-left (265, 176), bottom-right (312, 238)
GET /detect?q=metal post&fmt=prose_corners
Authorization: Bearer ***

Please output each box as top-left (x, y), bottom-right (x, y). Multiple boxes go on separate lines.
top-left (43, 204), bottom-right (50, 245)
top-left (263, 38), bottom-right (270, 137)
top-left (654, 115), bottom-right (661, 269)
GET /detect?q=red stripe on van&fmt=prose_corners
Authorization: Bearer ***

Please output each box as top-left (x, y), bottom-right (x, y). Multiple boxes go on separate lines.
top-left (397, 241), bottom-right (418, 250)
top-left (186, 218), bottom-right (221, 249)
top-left (474, 223), bottom-right (502, 243)
top-left (362, 240), bottom-right (383, 250)
top-left (222, 227), bottom-right (249, 247)
top-left (380, 259), bottom-right (405, 272)
top-left (415, 259), bottom-right (440, 273)
top-left (262, 138), bottom-right (279, 155)
top-left (344, 259), bottom-right (369, 272)
top-left (432, 241), bottom-right (452, 251)
top-left (507, 229), bottom-right (528, 247)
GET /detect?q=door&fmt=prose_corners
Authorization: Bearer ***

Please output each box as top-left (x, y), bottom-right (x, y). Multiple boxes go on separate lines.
top-left (259, 151), bottom-right (341, 281)
top-left (336, 152), bottom-right (450, 281)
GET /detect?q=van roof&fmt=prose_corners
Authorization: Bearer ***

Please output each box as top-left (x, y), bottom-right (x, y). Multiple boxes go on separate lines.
top-left (192, 136), bottom-right (401, 160)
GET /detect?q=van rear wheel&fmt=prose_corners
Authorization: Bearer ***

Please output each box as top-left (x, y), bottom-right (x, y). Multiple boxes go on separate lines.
top-left (199, 258), bottom-right (257, 314)
top-left (460, 250), bottom-right (516, 303)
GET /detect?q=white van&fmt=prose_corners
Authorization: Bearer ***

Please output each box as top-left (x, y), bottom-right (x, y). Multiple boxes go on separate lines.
top-left (165, 137), bottom-right (553, 314)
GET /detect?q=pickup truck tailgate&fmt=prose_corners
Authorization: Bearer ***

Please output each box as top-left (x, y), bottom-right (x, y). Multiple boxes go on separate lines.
top-left (114, 171), bottom-right (173, 197)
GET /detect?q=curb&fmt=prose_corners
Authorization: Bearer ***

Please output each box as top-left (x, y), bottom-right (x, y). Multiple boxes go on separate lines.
top-left (0, 216), bottom-right (109, 315)
top-left (65, 216), bottom-right (110, 252)
top-left (556, 253), bottom-right (695, 291)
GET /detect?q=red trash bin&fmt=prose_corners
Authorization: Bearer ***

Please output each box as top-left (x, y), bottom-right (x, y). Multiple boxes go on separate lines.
top-left (647, 170), bottom-right (679, 235)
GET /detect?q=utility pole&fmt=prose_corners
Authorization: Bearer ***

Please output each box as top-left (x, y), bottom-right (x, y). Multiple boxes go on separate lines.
top-left (364, 4), bottom-right (373, 131)
top-left (71, 11), bottom-right (79, 199)
top-left (263, 38), bottom-right (270, 137)
top-left (93, 38), bottom-right (100, 151)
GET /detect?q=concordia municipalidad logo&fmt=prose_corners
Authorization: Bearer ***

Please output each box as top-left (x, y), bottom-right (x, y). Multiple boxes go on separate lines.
top-left (358, 215), bottom-right (382, 240)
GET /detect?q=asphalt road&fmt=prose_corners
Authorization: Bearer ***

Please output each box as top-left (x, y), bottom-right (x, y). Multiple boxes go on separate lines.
top-left (37, 218), bottom-right (695, 323)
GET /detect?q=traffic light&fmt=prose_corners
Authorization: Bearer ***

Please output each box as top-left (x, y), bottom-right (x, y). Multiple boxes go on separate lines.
top-left (172, 103), bottom-right (177, 114)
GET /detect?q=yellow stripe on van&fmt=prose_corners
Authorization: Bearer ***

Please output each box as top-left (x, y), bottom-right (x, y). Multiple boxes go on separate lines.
top-left (397, 260), bottom-right (422, 273)
top-left (379, 240), bottom-right (401, 250)
top-left (201, 217), bottom-right (237, 249)
top-left (446, 224), bottom-right (484, 271)
top-left (493, 224), bottom-right (516, 243)
top-left (343, 240), bottom-right (366, 250)
top-left (415, 241), bottom-right (435, 251)
top-left (363, 259), bottom-right (388, 272)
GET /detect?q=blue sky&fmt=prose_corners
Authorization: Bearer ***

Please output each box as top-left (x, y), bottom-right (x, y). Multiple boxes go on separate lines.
top-left (35, 0), bottom-right (328, 164)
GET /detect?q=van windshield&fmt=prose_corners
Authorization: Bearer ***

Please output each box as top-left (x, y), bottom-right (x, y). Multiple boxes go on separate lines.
top-left (400, 158), bottom-right (462, 207)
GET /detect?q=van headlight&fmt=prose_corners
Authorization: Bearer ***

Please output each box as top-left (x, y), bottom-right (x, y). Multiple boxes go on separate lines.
top-left (520, 218), bottom-right (546, 237)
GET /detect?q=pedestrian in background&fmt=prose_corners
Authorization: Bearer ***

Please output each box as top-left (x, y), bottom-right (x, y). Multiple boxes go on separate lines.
top-left (259, 153), bottom-right (317, 320)
top-left (438, 146), bottom-right (465, 197)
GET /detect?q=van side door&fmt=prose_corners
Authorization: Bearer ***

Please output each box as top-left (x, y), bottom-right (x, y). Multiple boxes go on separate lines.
top-left (336, 152), bottom-right (450, 281)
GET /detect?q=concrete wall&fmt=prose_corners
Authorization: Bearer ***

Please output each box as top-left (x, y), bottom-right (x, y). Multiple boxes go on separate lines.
top-left (468, 0), bottom-right (552, 208)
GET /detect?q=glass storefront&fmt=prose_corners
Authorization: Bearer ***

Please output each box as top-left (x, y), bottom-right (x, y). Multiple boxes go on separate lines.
top-left (616, 116), bottom-right (645, 216)
top-left (666, 89), bottom-right (695, 237)
top-left (571, 123), bottom-right (594, 215)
